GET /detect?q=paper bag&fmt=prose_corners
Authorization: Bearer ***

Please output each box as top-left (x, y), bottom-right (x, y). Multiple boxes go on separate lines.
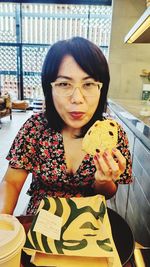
top-left (23, 195), bottom-right (122, 267)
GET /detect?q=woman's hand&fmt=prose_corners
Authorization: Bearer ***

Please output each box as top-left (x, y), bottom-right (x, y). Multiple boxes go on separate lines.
top-left (94, 148), bottom-right (126, 183)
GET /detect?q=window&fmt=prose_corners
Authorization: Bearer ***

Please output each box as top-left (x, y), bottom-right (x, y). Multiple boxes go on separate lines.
top-left (0, 2), bottom-right (112, 101)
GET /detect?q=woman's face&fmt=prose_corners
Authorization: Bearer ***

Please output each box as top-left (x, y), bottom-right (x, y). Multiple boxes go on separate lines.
top-left (52, 55), bottom-right (101, 133)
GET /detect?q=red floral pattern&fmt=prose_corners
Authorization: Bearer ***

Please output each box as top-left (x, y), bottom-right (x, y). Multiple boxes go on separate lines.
top-left (6, 113), bottom-right (132, 214)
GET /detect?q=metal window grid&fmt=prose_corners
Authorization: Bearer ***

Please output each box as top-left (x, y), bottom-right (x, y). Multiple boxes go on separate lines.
top-left (0, 2), bottom-right (112, 101)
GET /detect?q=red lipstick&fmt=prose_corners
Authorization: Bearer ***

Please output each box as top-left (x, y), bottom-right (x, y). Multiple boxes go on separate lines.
top-left (70, 112), bottom-right (85, 119)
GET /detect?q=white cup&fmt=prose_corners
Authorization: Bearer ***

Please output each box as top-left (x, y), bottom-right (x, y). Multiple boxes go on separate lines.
top-left (0, 214), bottom-right (26, 267)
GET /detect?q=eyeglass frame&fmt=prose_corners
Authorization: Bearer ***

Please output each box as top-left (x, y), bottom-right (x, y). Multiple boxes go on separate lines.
top-left (50, 80), bottom-right (103, 97)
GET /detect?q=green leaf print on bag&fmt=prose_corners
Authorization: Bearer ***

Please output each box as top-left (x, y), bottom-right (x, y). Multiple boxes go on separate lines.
top-left (97, 238), bottom-right (113, 252)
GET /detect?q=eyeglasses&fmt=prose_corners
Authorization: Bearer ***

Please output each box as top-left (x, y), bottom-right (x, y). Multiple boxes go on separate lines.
top-left (50, 80), bottom-right (103, 97)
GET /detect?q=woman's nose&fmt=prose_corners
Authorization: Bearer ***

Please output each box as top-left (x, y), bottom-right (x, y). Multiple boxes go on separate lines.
top-left (70, 87), bottom-right (84, 103)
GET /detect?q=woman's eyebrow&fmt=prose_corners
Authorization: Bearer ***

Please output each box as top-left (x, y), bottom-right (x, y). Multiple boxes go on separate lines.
top-left (82, 76), bottom-right (93, 80)
top-left (56, 75), bottom-right (92, 80)
top-left (56, 75), bottom-right (72, 80)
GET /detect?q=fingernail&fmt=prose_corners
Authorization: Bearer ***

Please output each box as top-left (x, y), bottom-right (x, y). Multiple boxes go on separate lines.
top-left (94, 155), bottom-right (98, 160)
top-left (96, 153), bottom-right (100, 158)
top-left (104, 150), bottom-right (109, 156)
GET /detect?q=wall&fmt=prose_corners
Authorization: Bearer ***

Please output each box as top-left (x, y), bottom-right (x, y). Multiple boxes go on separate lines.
top-left (108, 0), bottom-right (150, 100)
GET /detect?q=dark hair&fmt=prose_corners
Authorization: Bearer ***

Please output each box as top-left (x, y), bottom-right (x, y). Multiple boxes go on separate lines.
top-left (41, 36), bottom-right (110, 136)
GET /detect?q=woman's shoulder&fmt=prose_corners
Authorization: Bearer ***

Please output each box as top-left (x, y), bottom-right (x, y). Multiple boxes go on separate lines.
top-left (22, 112), bottom-right (61, 139)
top-left (15, 112), bottom-right (51, 139)
top-left (23, 112), bottom-right (48, 129)
top-left (103, 113), bottom-right (119, 124)
top-left (102, 113), bottom-right (126, 134)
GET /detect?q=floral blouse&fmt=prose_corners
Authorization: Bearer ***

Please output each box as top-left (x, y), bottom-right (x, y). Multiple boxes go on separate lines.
top-left (6, 113), bottom-right (132, 215)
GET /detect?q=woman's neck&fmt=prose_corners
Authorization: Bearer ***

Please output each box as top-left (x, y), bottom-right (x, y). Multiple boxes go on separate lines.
top-left (62, 126), bottom-right (81, 139)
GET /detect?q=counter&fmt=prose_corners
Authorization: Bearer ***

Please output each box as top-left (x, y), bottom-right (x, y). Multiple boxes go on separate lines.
top-left (108, 98), bottom-right (150, 150)
top-left (107, 98), bottom-right (150, 247)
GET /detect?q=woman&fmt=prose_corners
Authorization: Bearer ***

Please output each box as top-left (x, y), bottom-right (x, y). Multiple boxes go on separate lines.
top-left (0, 37), bottom-right (132, 215)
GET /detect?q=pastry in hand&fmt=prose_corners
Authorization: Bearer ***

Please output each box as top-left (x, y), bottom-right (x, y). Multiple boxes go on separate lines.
top-left (82, 119), bottom-right (118, 155)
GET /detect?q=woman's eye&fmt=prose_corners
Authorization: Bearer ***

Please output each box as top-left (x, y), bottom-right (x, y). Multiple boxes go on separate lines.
top-left (84, 82), bottom-right (94, 88)
top-left (58, 82), bottom-right (70, 87)
top-left (86, 83), bottom-right (92, 86)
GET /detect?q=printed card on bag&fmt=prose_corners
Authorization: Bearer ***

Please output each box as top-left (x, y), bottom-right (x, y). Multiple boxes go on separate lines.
top-left (33, 209), bottom-right (62, 240)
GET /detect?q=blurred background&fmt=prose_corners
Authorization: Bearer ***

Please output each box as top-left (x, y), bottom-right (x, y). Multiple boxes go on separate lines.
top-left (0, 2), bottom-right (150, 265)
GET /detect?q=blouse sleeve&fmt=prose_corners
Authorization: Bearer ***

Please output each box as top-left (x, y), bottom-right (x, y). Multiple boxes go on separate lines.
top-left (6, 115), bottom-right (38, 172)
top-left (116, 123), bottom-right (133, 184)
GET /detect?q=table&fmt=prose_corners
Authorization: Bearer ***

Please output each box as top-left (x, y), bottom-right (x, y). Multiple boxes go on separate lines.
top-left (18, 208), bottom-right (135, 267)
